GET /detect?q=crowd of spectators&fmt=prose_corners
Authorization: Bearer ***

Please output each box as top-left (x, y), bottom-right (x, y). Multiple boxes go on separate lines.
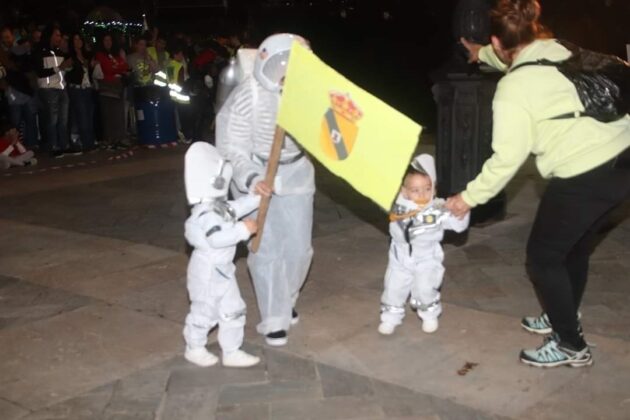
top-left (0, 16), bottom-right (246, 168)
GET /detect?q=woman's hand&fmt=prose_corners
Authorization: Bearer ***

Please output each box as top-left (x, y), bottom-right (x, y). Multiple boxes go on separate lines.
top-left (446, 193), bottom-right (472, 219)
top-left (460, 37), bottom-right (482, 63)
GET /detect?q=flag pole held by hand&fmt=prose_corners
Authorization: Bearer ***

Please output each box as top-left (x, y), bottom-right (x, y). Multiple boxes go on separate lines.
top-left (251, 125), bottom-right (285, 253)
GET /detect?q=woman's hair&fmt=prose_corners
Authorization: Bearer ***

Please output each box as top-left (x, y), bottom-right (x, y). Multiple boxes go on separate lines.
top-left (98, 32), bottom-right (119, 54)
top-left (490, 0), bottom-right (551, 51)
top-left (39, 24), bottom-right (61, 49)
top-left (70, 32), bottom-right (89, 58)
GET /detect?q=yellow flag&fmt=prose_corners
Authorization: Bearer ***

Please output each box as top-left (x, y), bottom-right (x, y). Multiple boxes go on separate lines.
top-left (277, 42), bottom-right (422, 211)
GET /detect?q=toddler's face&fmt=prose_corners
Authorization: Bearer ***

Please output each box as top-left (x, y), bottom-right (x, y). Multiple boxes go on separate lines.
top-left (401, 173), bottom-right (433, 205)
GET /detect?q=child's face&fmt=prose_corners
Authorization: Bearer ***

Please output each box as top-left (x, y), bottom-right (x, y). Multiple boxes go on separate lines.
top-left (401, 173), bottom-right (433, 205)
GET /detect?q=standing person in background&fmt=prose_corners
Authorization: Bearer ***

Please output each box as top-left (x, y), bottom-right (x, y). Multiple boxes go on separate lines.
top-left (168, 44), bottom-right (192, 142)
top-left (148, 29), bottom-right (170, 73)
top-left (32, 25), bottom-right (74, 158)
top-left (127, 36), bottom-right (158, 87)
top-left (0, 26), bottom-right (39, 150)
top-left (66, 33), bottom-right (95, 152)
top-left (94, 33), bottom-right (130, 150)
top-left (447, 0), bottom-right (630, 368)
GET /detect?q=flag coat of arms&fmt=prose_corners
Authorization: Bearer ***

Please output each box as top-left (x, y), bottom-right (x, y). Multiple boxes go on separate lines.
top-left (277, 42), bottom-right (422, 211)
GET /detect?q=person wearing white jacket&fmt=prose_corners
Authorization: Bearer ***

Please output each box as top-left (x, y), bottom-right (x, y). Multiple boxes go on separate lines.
top-left (183, 142), bottom-right (261, 368)
top-left (216, 33), bottom-right (315, 346)
top-left (379, 154), bottom-right (469, 335)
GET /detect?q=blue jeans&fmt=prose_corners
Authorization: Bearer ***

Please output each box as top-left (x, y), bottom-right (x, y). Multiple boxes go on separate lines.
top-left (8, 91), bottom-right (39, 149)
top-left (39, 88), bottom-right (69, 152)
top-left (68, 87), bottom-right (95, 150)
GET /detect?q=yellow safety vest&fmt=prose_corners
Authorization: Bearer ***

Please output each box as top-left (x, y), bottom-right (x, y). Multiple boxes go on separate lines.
top-left (147, 47), bottom-right (169, 70)
top-left (167, 59), bottom-right (188, 85)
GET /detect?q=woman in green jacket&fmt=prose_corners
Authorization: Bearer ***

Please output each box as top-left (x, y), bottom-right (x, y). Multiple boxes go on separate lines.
top-left (447, 0), bottom-right (630, 368)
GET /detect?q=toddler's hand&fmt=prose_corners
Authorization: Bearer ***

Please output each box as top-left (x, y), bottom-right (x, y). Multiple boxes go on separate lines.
top-left (254, 180), bottom-right (272, 197)
top-left (243, 219), bottom-right (258, 234)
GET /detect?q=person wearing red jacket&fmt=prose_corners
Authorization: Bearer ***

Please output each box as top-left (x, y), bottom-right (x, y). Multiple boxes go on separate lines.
top-left (0, 120), bottom-right (36, 169)
top-left (94, 33), bottom-right (130, 150)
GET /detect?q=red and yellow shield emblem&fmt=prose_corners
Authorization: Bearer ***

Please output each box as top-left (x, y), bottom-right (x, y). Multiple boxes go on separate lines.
top-left (320, 91), bottom-right (363, 161)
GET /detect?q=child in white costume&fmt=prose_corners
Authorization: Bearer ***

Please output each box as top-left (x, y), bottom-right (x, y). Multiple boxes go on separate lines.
top-left (379, 154), bottom-right (469, 335)
top-left (183, 142), bottom-right (261, 368)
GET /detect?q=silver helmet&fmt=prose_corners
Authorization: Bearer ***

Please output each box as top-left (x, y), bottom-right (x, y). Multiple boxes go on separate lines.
top-left (253, 33), bottom-right (309, 92)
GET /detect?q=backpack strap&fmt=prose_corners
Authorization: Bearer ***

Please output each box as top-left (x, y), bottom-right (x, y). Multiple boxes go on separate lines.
top-left (510, 59), bottom-right (560, 73)
top-left (509, 58), bottom-right (587, 120)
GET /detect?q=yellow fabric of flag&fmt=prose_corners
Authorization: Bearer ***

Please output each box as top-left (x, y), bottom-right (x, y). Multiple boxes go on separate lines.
top-left (277, 42), bottom-right (422, 211)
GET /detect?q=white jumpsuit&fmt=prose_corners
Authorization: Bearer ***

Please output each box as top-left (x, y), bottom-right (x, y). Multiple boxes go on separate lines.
top-left (183, 194), bottom-right (260, 352)
top-left (380, 196), bottom-right (469, 325)
top-left (216, 77), bottom-right (315, 335)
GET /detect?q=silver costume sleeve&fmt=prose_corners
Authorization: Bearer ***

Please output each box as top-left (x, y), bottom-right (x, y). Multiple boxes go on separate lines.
top-left (230, 194), bottom-right (261, 219)
top-left (215, 83), bottom-right (262, 193)
top-left (442, 212), bottom-right (470, 233)
top-left (206, 221), bottom-right (251, 248)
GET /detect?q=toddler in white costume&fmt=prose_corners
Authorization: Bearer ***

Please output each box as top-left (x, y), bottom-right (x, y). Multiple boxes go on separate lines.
top-left (183, 142), bottom-right (261, 368)
top-left (379, 154), bottom-right (469, 335)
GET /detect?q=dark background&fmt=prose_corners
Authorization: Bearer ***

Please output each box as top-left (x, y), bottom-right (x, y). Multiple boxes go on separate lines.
top-left (2, 0), bottom-right (629, 128)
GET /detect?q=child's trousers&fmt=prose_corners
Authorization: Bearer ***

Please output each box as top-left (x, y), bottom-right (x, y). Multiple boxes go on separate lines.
top-left (380, 242), bottom-right (445, 325)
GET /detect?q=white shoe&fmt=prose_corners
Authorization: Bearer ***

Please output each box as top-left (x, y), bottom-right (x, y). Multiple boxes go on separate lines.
top-left (184, 347), bottom-right (219, 367)
top-left (222, 349), bottom-right (261, 368)
top-left (422, 318), bottom-right (439, 333)
top-left (378, 322), bottom-right (397, 335)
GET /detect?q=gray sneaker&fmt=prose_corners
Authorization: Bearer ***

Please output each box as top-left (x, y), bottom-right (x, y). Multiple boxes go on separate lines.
top-left (521, 313), bottom-right (552, 335)
top-left (520, 333), bottom-right (593, 368)
top-left (521, 312), bottom-right (581, 335)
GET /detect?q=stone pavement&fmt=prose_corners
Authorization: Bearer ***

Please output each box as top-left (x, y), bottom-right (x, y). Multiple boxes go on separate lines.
top-left (1, 143), bottom-right (629, 420)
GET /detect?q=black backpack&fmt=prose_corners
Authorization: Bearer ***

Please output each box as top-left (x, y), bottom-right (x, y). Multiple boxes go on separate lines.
top-left (511, 40), bottom-right (630, 123)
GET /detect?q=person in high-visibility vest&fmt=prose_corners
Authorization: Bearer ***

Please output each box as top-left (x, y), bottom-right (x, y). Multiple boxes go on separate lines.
top-left (167, 48), bottom-right (188, 87)
top-left (147, 33), bottom-right (169, 72)
top-left (168, 45), bottom-right (192, 141)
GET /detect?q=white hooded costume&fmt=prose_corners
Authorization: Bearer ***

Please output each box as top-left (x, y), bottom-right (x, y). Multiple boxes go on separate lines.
top-left (183, 142), bottom-right (260, 366)
top-left (216, 34), bottom-right (315, 340)
top-left (380, 154), bottom-right (469, 331)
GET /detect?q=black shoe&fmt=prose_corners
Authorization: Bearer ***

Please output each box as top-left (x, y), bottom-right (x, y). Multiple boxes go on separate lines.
top-left (265, 330), bottom-right (288, 347)
top-left (291, 308), bottom-right (299, 326)
top-left (51, 151), bottom-right (65, 159)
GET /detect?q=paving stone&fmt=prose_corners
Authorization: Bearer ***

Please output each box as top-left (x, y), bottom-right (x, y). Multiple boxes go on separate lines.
top-left (0, 398), bottom-right (29, 420)
top-left (264, 348), bottom-right (318, 383)
top-left (156, 389), bottom-right (219, 420)
top-left (166, 355), bottom-right (267, 393)
top-left (19, 383), bottom-right (114, 420)
top-left (318, 363), bottom-right (375, 398)
top-left (270, 396), bottom-right (385, 420)
top-left (218, 380), bottom-right (322, 406)
top-left (462, 244), bottom-right (503, 262)
top-left (0, 275), bottom-right (19, 288)
top-left (0, 303), bottom-right (180, 410)
top-left (0, 279), bottom-right (95, 330)
top-left (216, 403), bottom-right (270, 420)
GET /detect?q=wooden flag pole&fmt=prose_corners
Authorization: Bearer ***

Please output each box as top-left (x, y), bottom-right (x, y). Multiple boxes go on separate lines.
top-left (251, 125), bottom-right (286, 253)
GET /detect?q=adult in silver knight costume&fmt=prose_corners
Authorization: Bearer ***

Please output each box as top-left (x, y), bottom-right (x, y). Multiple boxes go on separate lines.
top-left (216, 34), bottom-right (315, 346)
top-left (379, 154), bottom-right (469, 335)
top-left (183, 142), bottom-right (262, 367)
